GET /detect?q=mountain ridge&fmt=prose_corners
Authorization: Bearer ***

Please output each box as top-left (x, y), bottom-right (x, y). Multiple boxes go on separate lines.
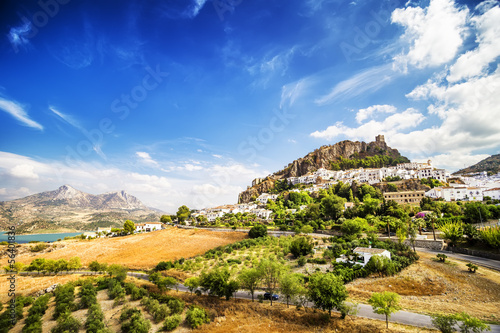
top-left (453, 154), bottom-right (500, 175)
top-left (0, 185), bottom-right (161, 233)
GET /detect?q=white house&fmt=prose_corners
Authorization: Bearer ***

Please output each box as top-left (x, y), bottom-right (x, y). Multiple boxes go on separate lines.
top-left (336, 247), bottom-right (391, 267)
top-left (483, 188), bottom-right (500, 200)
top-left (256, 193), bottom-right (278, 205)
top-left (135, 222), bottom-right (164, 232)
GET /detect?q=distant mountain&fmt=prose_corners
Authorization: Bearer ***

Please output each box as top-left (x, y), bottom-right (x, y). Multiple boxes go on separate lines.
top-left (238, 135), bottom-right (410, 203)
top-left (0, 185), bottom-right (162, 233)
top-left (453, 154), bottom-right (500, 175)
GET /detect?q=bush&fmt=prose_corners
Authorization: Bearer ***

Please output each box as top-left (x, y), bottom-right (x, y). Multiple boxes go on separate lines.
top-left (297, 256), bottom-right (307, 267)
top-left (85, 303), bottom-right (110, 333)
top-left (436, 254), bottom-right (447, 262)
top-left (30, 243), bottom-right (48, 252)
top-left (249, 224), bottom-right (267, 238)
top-left (290, 236), bottom-right (314, 258)
top-left (78, 281), bottom-right (97, 309)
top-left (53, 284), bottom-right (76, 320)
top-left (307, 258), bottom-right (327, 265)
top-left (186, 305), bottom-right (210, 329)
top-left (121, 311), bottom-right (151, 333)
top-left (227, 258), bottom-right (242, 265)
top-left (51, 310), bottom-right (81, 333)
top-left (162, 314), bottom-right (182, 331)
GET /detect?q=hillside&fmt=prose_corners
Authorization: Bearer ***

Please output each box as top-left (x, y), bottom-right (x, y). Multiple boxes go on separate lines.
top-left (453, 154), bottom-right (500, 175)
top-left (0, 185), bottom-right (162, 233)
top-left (238, 135), bottom-right (410, 203)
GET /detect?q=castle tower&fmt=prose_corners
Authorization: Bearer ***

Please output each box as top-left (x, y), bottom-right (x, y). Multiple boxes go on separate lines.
top-left (375, 135), bottom-right (385, 144)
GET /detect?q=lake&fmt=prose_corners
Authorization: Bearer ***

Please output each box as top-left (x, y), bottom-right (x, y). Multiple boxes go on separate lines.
top-left (0, 231), bottom-right (87, 244)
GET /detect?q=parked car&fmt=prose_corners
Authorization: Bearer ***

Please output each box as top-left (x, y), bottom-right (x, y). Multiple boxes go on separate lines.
top-left (263, 293), bottom-right (279, 300)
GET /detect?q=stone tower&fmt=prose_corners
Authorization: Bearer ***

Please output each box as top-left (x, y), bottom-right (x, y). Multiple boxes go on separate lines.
top-left (375, 134), bottom-right (385, 144)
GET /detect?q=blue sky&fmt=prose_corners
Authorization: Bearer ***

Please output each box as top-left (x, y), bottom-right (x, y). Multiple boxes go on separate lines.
top-left (1, 0), bottom-right (499, 212)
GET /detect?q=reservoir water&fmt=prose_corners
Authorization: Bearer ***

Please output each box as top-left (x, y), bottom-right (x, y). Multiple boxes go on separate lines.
top-left (0, 231), bottom-right (86, 244)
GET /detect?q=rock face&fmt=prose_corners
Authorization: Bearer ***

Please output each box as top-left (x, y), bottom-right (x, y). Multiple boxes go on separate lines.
top-left (238, 136), bottom-right (410, 203)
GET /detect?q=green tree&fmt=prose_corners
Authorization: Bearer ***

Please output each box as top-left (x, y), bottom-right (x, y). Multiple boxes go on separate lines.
top-left (107, 264), bottom-right (127, 282)
top-left (238, 268), bottom-right (263, 302)
top-left (176, 205), bottom-right (191, 223)
top-left (185, 305), bottom-right (210, 329)
top-left (259, 259), bottom-right (287, 305)
top-left (431, 313), bottom-right (457, 333)
top-left (308, 272), bottom-right (348, 316)
top-left (160, 215), bottom-right (172, 223)
top-left (440, 222), bottom-right (464, 246)
top-left (320, 195), bottom-right (345, 220)
top-left (149, 272), bottom-right (178, 292)
top-left (51, 310), bottom-right (81, 333)
top-left (280, 273), bottom-right (302, 308)
top-left (457, 312), bottom-right (491, 333)
top-left (184, 276), bottom-right (200, 294)
top-left (249, 224), bottom-right (267, 238)
top-left (68, 257), bottom-right (81, 271)
top-left (341, 218), bottom-right (369, 240)
top-left (199, 268), bottom-right (237, 300)
top-left (368, 291), bottom-right (401, 329)
top-left (123, 220), bottom-right (135, 234)
top-left (289, 236), bottom-right (314, 258)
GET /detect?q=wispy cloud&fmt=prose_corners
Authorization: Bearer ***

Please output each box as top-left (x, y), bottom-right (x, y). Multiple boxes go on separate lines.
top-left (315, 64), bottom-right (398, 105)
top-left (136, 151), bottom-right (159, 167)
top-left (7, 19), bottom-right (33, 52)
top-left (49, 106), bottom-right (82, 129)
top-left (0, 97), bottom-right (43, 130)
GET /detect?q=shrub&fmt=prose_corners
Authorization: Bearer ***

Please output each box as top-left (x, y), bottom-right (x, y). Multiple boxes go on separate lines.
top-left (307, 258), bottom-right (327, 265)
top-left (290, 236), bottom-right (314, 258)
top-left (466, 262), bottom-right (478, 273)
top-left (186, 305), bottom-right (210, 329)
top-left (30, 243), bottom-right (48, 252)
top-left (167, 299), bottom-right (185, 315)
top-left (121, 312), bottom-right (151, 333)
top-left (51, 310), bottom-right (81, 333)
top-left (162, 314), bottom-right (182, 331)
top-left (297, 256), bottom-right (307, 267)
top-left (85, 303), bottom-right (110, 333)
top-left (227, 258), bottom-right (242, 265)
top-left (436, 254), bottom-right (447, 262)
top-left (249, 224), bottom-right (267, 238)
top-left (53, 284), bottom-right (76, 320)
top-left (78, 281), bottom-right (97, 309)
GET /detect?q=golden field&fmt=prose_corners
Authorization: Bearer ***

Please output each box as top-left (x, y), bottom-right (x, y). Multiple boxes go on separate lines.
top-left (0, 227), bottom-right (247, 270)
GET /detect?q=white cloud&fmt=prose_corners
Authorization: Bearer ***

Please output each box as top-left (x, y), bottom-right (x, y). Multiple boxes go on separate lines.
top-left (7, 20), bottom-right (32, 52)
top-left (136, 151), bottom-right (159, 166)
top-left (355, 105), bottom-right (397, 124)
top-left (10, 164), bottom-right (39, 180)
top-left (391, 0), bottom-right (469, 71)
top-left (0, 98), bottom-right (43, 130)
top-left (311, 107), bottom-right (425, 141)
top-left (447, 5), bottom-right (500, 82)
top-left (212, 154), bottom-right (222, 159)
top-left (49, 106), bottom-right (82, 129)
top-left (315, 64), bottom-right (398, 105)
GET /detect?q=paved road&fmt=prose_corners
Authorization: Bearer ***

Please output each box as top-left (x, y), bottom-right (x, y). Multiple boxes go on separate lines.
top-left (416, 247), bottom-right (500, 272)
top-left (127, 272), bottom-right (498, 332)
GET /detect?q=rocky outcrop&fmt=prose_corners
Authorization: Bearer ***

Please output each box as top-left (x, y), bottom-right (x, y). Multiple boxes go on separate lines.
top-left (238, 136), bottom-right (410, 203)
top-left (277, 135), bottom-right (404, 179)
top-left (375, 179), bottom-right (431, 192)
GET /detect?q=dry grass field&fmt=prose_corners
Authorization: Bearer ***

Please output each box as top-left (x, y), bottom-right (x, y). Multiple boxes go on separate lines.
top-left (0, 227), bottom-right (247, 270)
top-left (0, 274), bottom-right (89, 304)
top-left (347, 251), bottom-right (500, 322)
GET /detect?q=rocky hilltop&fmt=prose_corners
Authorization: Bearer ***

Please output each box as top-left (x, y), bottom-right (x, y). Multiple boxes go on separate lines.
top-left (238, 136), bottom-right (410, 203)
top-left (453, 154), bottom-right (500, 175)
top-left (0, 185), bottom-right (161, 233)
